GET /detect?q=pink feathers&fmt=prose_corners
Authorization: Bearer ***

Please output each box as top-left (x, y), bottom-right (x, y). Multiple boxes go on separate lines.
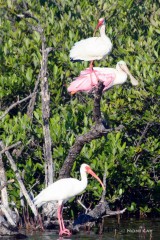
top-left (67, 67), bottom-right (115, 94)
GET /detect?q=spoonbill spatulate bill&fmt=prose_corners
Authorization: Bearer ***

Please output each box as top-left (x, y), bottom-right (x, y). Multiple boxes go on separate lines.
top-left (33, 164), bottom-right (104, 236)
top-left (69, 18), bottom-right (112, 66)
top-left (67, 61), bottom-right (138, 94)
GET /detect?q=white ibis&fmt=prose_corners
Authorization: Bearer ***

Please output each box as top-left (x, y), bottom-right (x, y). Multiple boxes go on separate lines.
top-left (67, 60), bottom-right (138, 94)
top-left (69, 18), bottom-right (112, 68)
top-left (33, 163), bottom-right (104, 236)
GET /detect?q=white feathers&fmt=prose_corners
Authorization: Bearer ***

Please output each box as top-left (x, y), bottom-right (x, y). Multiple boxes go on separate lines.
top-left (70, 21), bottom-right (112, 61)
top-left (33, 178), bottom-right (87, 208)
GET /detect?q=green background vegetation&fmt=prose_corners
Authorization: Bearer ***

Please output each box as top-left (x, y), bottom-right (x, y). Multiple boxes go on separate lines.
top-left (0, 0), bottom-right (159, 217)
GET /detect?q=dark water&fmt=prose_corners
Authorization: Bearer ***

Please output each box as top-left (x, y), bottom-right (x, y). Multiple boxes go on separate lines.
top-left (24, 218), bottom-right (160, 240)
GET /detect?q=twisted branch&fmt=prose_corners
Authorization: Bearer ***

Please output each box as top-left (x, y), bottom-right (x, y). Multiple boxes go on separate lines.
top-left (59, 81), bottom-right (124, 179)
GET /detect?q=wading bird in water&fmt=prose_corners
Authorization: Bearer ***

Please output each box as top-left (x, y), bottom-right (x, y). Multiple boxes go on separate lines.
top-left (33, 164), bottom-right (104, 236)
top-left (67, 60), bottom-right (138, 94)
top-left (70, 18), bottom-right (112, 69)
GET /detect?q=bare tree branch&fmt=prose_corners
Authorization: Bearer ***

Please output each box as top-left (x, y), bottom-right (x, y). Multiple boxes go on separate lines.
top-left (24, 14), bottom-right (54, 186)
top-left (93, 81), bottom-right (104, 123)
top-left (0, 141), bottom-right (38, 218)
top-left (0, 94), bottom-right (34, 120)
top-left (0, 179), bottom-right (14, 191)
top-left (59, 81), bottom-right (124, 179)
top-left (152, 154), bottom-right (160, 164)
top-left (14, 13), bottom-right (54, 186)
top-left (0, 205), bottom-right (17, 227)
top-left (0, 152), bottom-right (16, 227)
top-left (38, 27), bottom-right (54, 187)
top-left (15, 75), bottom-right (40, 158)
top-left (101, 166), bottom-right (107, 202)
top-left (59, 124), bottom-right (123, 179)
top-left (0, 141), bottom-right (21, 155)
top-left (133, 122), bottom-right (152, 163)
top-left (72, 200), bottom-right (126, 231)
top-left (17, 11), bottom-right (39, 23)
top-left (136, 122), bottom-right (152, 147)
top-left (27, 74), bottom-right (40, 119)
top-left (0, 152), bottom-right (9, 208)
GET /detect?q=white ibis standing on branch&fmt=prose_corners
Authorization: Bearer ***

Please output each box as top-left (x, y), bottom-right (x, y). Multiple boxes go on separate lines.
top-left (67, 61), bottom-right (139, 94)
top-left (33, 163), bottom-right (104, 236)
top-left (69, 18), bottom-right (112, 69)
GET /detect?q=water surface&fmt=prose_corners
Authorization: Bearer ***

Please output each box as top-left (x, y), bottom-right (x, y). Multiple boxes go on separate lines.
top-left (24, 218), bottom-right (160, 240)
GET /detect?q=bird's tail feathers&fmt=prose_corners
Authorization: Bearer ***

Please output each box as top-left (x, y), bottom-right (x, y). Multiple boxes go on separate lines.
top-left (33, 197), bottom-right (44, 208)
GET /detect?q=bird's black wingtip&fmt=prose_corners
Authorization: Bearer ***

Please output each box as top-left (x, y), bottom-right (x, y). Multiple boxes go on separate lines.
top-left (70, 58), bottom-right (82, 62)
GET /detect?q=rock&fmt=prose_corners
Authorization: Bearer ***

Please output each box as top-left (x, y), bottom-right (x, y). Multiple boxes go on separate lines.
top-left (0, 224), bottom-right (28, 239)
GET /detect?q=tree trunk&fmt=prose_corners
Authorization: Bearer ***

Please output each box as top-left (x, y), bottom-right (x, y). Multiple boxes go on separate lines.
top-left (59, 82), bottom-right (124, 178)
top-left (17, 13), bottom-right (54, 187)
top-left (0, 152), bottom-right (9, 208)
top-left (0, 141), bottom-right (38, 218)
top-left (40, 39), bottom-right (54, 186)
top-left (0, 152), bottom-right (17, 227)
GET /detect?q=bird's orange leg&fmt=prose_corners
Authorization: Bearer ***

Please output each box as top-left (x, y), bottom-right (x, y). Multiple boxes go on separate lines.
top-left (57, 204), bottom-right (71, 236)
top-left (89, 60), bottom-right (99, 86)
top-left (89, 60), bottom-right (94, 69)
top-left (57, 205), bottom-right (63, 234)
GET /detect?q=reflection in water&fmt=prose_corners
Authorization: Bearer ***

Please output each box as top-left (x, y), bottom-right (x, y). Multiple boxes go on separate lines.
top-left (22, 218), bottom-right (159, 240)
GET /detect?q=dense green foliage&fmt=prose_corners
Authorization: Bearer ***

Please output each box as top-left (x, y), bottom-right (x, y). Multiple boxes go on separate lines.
top-left (0, 0), bottom-right (159, 217)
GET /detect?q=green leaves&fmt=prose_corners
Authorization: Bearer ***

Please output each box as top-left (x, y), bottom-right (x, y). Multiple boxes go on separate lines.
top-left (0, 0), bottom-right (159, 217)
top-left (128, 202), bottom-right (137, 212)
top-left (0, 114), bottom-right (31, 144)
top-left (26, 68), bottom-right (33, 82)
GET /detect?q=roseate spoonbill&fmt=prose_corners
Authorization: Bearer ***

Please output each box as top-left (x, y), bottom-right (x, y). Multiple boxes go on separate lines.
top-left (33, 163), bottom-right (104, 236)
top-left (67, 60), bottom-right (138, 94)
top-left (70, 18), bottom-right (112, 69)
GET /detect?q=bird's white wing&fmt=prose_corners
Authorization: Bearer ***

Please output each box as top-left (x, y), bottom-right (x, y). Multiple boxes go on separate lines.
top-left (34, 178), bottom-right (85, 207)
top-left (70, 37), bottom-right (112, 61)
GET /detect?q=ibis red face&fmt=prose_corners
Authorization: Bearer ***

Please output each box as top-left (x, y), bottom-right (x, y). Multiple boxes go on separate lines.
top-left (93, 18), bottom-right (105, 36)
top-left (85, 165), bottom-right (105, 190)
top-left (97, 18), bottom-right (105, 28)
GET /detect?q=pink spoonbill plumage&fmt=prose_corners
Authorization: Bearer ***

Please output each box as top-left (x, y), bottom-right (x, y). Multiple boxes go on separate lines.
top-left (67, 60), bottom-right (139, 94)
top-left (69, 18), bottom-right (112, 69)
top-left (33, 163), bottom-right (105, 236)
